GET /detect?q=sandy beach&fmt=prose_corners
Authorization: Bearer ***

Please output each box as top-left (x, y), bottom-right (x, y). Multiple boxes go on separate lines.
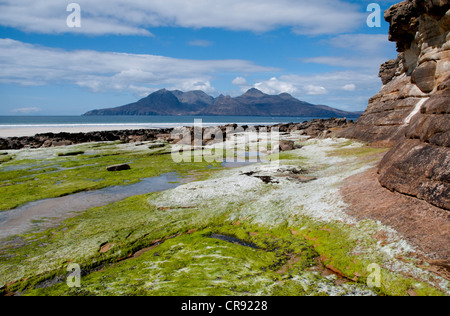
top-left (0, 125), bottom-right (171, 138)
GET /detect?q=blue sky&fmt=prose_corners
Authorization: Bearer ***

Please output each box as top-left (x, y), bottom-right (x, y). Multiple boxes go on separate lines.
top-left (0, 0), bottom-right (401, 115)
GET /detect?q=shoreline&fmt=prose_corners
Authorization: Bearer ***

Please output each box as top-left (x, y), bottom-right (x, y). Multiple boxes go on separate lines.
top-left (0, 118), bottom-right (352, 150)
top-left (0, 116), bottom-right (359, 139)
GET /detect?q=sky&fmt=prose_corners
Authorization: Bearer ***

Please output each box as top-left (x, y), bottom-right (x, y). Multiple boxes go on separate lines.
top-left (0, 0), bottom-right (402, 115)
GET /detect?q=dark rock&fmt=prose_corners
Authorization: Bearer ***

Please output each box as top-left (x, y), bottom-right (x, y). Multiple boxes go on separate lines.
top-left (107, 164), bottom-right (131, 172)
top-left (57, 151), bottom-right (85, 157)
top-left (148, 143), bottom-right (166, 149)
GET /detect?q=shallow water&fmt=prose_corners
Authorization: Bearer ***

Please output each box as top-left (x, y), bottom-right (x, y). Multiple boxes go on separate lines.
top-left (0, 172), bottom-right (186, 239)
top-left (209, 234), bottom-right (260, 249)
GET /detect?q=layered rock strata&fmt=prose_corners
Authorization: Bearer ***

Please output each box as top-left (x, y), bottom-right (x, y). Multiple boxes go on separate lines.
top-left (340, 0), bottom-right (449, 210)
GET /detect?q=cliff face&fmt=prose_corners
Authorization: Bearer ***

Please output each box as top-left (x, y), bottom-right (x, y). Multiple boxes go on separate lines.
top-left (340, 0), bottom-right (450, 210)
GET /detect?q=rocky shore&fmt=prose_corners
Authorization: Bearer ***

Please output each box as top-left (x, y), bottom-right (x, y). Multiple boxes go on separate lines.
top-left (0, 118), bottom-right (352, 151)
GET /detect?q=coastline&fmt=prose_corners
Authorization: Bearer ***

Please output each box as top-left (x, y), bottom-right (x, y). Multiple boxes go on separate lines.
top-left (0, 115), bottom-right (360, 139)
top-left (0, 125), bottom-right (158, 138)
top-left (0, 118), bottom-right (352, 150)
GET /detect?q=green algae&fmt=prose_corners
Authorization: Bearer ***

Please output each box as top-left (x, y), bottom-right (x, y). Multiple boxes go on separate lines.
top-left (328, 143), bottom-right (389, 158)
top-left (1, 137), bottom-right (447, 296)
top-left (0, 143), bottom-right (222, 211)
top-left (2, 188), bottom-right (444, 296)
top-left (0, 155), bottom-right (12, 164)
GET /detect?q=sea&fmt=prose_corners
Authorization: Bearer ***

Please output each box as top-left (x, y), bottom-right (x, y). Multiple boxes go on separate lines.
top-left (0, 115), bottom-right (360, 138)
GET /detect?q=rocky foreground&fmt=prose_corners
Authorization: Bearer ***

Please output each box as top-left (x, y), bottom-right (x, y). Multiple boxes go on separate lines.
top-left (1, 128), bottom-right (449, 296)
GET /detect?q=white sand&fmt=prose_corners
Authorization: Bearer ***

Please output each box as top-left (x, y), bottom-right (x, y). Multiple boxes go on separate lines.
top-left (0, 125), bottom-right (160, 138)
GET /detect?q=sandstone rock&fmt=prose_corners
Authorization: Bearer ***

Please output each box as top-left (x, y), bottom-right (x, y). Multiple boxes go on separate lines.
top-left (106, 164), bottom-right (131, 172)
top-left (412, 60), bottom-right (437, 92)
top-left (279, 140), bottom-right (295, 152)
top-left (378, 139), bottom-right (450, 210)
top-left (380, 59), bottom-right (401, 85)
top-left (339, 0), bottom-right (450, 210)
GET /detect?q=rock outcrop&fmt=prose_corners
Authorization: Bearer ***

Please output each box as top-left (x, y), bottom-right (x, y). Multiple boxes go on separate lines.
top-left (0, 129), bottom-right (174, 150)
top-left (340, 0), bottom-right (449, 210)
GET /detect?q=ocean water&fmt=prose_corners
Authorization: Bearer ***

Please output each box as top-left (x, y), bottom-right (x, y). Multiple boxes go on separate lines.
top-left (0, 115), bottom-right (359, 128)
top-left (0, 115), bottom-right (360, 138)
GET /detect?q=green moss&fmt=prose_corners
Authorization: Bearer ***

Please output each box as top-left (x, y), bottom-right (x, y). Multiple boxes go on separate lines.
top-left (0, 155), bottom-right (12, 164)
top-left (21, 224), bottom-right (320, 296)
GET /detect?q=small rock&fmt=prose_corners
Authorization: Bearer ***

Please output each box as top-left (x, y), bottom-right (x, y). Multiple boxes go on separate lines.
top-left (148, 143), bottom-right (166, 149)
top-left (107, 164), bottom-right (131, 172)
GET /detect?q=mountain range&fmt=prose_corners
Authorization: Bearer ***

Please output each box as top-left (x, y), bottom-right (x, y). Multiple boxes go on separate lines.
top-left (83, 88), bottom-right (359, 117)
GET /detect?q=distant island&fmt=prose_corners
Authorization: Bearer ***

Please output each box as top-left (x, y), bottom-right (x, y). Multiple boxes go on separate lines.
top-left (83, 88), bottom-right (361, 117)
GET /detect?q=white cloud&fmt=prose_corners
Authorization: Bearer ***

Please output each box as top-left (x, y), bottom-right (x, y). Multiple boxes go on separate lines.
top-left (305, 84), bottom-right (328, 95)
top-left (254, 77), bottom-right (298, 95)
top-left (11, 107), bottom-right (41, 113)
top-left (0, 38), bottom-right (276, 95)
top-left (0, 0), bottom-right (365, 36)
top-left (177, 80), bottom-right (216, 94)
top-left (342, 84), bottom-right (356, 91)
top-left (305, 85), bottom-right (328, 95)
top-left (247, 71), bottom-right (382, 111)
top-left (232, 76), bottom-right (248, 86)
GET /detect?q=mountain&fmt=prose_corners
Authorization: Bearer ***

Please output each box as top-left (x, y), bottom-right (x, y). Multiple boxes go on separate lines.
top-left (83, 88), bottom-right (359, 117)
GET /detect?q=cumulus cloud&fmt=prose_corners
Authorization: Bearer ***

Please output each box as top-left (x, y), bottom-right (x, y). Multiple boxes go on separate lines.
top-left (249, 71), bottom-right (382, 110)
top-left (232, 76), bottom-right (248, 86)
top-left (0, 0), bottom-right (364, 36)
top-left (254, 77), bottom-right (298, 95)
top-left (0, 38), bottom-right (276, 95)
top-left (342, 84), bottom-right (356, 91)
